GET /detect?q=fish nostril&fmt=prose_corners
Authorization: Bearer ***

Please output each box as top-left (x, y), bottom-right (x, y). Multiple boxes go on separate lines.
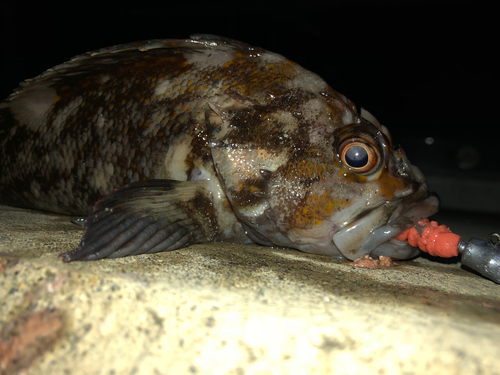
top-left (392, 147), bottom-right (412, 178)
top-left (396, 157), bottom-right (408, 177)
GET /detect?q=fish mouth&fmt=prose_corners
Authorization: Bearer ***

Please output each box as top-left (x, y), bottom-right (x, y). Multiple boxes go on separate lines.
top-left (332, 186), bottom-right (439, 260)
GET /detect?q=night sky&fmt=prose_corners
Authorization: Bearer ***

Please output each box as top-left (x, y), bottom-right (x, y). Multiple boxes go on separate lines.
top-left (1, 0), bottom-right (498, 213)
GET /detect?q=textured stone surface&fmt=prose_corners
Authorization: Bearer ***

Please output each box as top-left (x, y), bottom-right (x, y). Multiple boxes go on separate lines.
top-left (1, 204), bottom-right (500, 374)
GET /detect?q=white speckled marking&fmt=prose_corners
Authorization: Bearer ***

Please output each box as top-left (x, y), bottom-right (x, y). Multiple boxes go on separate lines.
top-left (3, 83), bottom-right (57, 130)
top-left (161, 132), bottom-right (193, 180)
top-left (52, 96), bottom-right (84, 134)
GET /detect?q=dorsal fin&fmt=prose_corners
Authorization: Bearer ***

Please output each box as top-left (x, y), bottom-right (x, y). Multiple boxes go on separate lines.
top-left (2, 35), bottom-right (265, 103)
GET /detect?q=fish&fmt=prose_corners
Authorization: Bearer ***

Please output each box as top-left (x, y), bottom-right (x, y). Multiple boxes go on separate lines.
top-left (0, 34), bottom-right (439, 262)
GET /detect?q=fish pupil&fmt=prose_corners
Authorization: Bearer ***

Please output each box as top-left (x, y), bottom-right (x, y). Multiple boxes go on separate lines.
top-left (345, 145), bottom-right (368, 168)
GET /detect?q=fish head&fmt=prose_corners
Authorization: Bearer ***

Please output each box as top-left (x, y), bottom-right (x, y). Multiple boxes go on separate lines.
top-left (209, 90), bottom-right (438, 260)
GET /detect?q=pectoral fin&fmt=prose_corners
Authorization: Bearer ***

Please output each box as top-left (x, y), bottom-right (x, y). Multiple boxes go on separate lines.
top-left (60, 179), bottom-right (217, 262)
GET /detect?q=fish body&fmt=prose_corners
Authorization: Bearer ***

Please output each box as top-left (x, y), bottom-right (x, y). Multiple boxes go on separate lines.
top-left (0, 35), bottom-right (438, 261)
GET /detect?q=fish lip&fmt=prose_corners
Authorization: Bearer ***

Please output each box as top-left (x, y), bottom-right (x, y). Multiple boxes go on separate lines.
top-left (387, 190), bottom-right (439, 233)
top-left (331, 187), bottom-right (439, 260)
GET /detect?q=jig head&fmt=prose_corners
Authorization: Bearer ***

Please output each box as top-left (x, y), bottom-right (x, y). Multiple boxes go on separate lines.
top-left (458, 233), bottom-right (500, 284)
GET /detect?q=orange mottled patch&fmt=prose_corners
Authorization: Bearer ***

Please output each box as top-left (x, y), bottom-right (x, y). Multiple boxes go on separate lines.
top-left (291, 191), bottom-right (349, 229)
top-left (376, 169), bottom-right (412, 200)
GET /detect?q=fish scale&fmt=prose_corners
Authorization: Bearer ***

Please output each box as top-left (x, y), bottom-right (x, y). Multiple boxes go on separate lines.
top-left (0, 35), bottom-right (438, 262)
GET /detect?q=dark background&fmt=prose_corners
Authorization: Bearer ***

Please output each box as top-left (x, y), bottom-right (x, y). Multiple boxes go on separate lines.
top-left (1, 0), bottom-right (498, 233)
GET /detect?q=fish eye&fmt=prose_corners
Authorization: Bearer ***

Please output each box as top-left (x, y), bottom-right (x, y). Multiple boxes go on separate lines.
top-left (339, 139), bottom-right (379, 173)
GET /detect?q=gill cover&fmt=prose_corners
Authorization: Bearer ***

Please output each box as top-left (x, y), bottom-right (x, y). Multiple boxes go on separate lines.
top-left (208, 99), bottom-right (294, 246)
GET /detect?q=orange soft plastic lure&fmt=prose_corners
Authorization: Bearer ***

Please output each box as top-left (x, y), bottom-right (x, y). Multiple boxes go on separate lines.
top-left (394, 219), bottom-right (461, 258)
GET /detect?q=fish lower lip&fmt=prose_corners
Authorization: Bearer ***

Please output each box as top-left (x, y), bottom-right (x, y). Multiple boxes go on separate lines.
top-left (332, 192), bottom-right (439, 260)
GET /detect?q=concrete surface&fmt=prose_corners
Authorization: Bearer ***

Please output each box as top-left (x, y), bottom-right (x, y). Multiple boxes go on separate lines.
top-left (1, 204), bottom-right (500, 375)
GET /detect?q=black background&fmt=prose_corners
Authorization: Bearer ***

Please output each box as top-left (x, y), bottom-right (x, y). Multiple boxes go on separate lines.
top-left (1, 0), bottom-right (498, 217)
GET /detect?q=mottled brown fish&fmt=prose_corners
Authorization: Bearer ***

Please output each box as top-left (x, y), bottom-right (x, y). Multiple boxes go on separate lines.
top-left (0, 35), bottom-right (438, 262)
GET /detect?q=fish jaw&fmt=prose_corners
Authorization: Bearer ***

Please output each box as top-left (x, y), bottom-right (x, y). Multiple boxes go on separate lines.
top-left (331, 188), bottom-right (439, 260)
